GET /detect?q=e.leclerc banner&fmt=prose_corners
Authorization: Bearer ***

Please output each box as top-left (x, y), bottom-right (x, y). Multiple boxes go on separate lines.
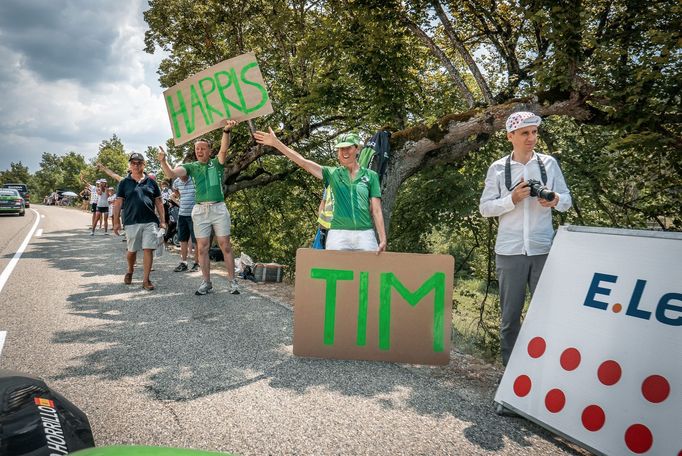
top-left (163, 52), bottom-right (273, 146)
top-left (495, 226), bottom-right (681, 455)
top-left (293, 249), bottom-right (454, 365)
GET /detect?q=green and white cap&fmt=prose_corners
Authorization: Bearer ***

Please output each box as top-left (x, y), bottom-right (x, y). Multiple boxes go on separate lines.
top-left (334, 132), bottom-right (361, 148)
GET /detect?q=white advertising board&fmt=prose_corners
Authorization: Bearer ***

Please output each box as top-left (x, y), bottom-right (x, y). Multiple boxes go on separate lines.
top-left (495, 226), bottom-right (681, 455)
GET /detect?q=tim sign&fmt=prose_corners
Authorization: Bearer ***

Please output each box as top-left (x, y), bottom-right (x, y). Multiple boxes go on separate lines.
top-left (293, 249), bottom-right (454, 365)
top-left (163, 52), bottom-right (273, 145)
top-left (495, 226), bottom-right (681, 455)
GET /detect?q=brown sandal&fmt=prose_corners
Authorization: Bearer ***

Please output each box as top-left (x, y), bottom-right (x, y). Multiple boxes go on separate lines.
top-left (142, 281), bottom-right (155, 291)
top-left (124, 272), bottom-right (133, 285)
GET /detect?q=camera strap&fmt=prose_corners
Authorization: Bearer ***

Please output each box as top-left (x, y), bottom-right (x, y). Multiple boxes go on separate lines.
top-left (505, 153), bottom-right (547, 191)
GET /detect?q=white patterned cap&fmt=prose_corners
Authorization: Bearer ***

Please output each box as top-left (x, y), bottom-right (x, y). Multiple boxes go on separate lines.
top-left (506, 111), bottom-right (541, 132)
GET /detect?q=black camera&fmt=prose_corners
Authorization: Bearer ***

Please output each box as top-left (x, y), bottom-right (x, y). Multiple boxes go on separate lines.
top-left (526, 179), bottom-right (555, 201)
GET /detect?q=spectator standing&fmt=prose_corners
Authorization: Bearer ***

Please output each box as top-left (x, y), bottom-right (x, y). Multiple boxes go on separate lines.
top-left (112, 152), bottom-right (166, 291)
top-left (479, 111), bottom-right (572, 378)
top-left (107, 187), bottom-right (116, 224)
top-left (91, 180), bottom-right (110, 235)
top-left (157, 119), bottom-right (240, 296)
top-left (254, 129), bottom-right (387, 253)
top-left (172, 174), bottom-right (199, 272)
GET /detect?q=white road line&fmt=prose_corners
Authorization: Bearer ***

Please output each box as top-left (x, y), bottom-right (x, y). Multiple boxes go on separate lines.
top-left (0, 208), bottom-right (41, 294)
top-left (35, 229), bottom-right (43, 237)
top-left (0, 331), bottom-right (6, 359)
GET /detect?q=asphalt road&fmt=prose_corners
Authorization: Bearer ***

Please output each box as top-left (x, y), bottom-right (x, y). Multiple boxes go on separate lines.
top-left (0, 205), bottom-right (589, 455)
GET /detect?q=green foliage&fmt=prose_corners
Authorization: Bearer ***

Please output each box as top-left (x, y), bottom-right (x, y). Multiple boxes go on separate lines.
top-left (33, 152), bottom-right (87, 200)
top-left (0, 162), bottom-right (34, 197)
top-left (228, 169), bottom-right (321, 272)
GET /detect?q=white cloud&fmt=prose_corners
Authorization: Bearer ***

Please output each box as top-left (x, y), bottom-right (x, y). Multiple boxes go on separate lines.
top-left (0, 0), bottom-right (171, 171)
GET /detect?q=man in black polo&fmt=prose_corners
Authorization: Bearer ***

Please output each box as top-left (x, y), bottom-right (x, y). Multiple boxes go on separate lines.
top-left (113, 152), bottom-right (166, 291)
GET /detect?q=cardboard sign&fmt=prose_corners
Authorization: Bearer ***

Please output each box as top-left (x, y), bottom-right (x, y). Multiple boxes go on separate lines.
top-left (293, 249), bottom-right (454, 365)
top-left (495, 226), bottom-right (681, 455)
top-left (163, 52), bottom-right (273, 145)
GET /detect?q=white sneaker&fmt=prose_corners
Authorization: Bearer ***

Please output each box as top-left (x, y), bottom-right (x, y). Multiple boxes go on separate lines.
top-left (229, 278), bottom-right (240, 295)
top-left (195, 280), bottom-right (213, 295)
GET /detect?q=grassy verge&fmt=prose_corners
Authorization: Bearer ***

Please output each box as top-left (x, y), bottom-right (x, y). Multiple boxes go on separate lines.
top-left (451, 277), bottom-right (501, 363)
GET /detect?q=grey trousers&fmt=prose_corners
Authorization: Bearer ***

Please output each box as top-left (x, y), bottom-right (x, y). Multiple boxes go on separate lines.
top-left (496, 253), bottom-right (548, 366)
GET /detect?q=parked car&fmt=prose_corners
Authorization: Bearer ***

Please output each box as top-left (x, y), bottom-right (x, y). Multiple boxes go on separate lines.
top-left (0, 188), bottom-right (26, 216)
top-left (2, 183), bottom-right (30, 207)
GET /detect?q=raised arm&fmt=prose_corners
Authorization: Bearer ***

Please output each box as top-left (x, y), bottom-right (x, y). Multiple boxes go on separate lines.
top-left (96, 162), bottom-right (123, 182)
top-left (157, 146), bottom-right (186, 179)
top-left (253, 127), bottom-right (323, 180)
top-left (217, 119), bottom-right (238, 165)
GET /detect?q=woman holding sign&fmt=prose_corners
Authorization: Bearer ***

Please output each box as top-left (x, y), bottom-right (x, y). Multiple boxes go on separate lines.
top-left (254, 129), bottom-right (387, 253)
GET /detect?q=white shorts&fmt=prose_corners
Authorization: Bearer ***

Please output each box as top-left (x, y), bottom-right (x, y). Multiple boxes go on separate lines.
top-left (125, 222), bottom-right (158, 252)
top-left (325, 229), bottom-right (378, 251)
top-left (192, 202), bottom-right (231, 238)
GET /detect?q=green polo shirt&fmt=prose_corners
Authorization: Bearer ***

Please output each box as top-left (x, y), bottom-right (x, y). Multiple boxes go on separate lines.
top-left (181, 158), bottom-right (225, 203)
top-left (322, 166), bottom-right (381, 230)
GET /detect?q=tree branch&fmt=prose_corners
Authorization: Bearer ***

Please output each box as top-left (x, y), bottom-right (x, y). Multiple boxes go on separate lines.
top-left (403, 19), bottom-right (476, 108)
top-left (431, 0), bottom-right (494, 104)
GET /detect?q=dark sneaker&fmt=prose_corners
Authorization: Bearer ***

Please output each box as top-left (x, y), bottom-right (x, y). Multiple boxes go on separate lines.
top-left (229, 278), bottom-right (240, 295)
top-left (495, 403), bottom-right (519, 417)
top-left (195, 280), bottom-right (213, 295)
top-left (190, 262), bottom-right (200, 272)
top-left (174, 262), bottom-right (188, 272)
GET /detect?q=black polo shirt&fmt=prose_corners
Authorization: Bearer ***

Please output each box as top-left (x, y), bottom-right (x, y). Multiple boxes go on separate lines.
top-left (116, 174), bottom-right (161, 226)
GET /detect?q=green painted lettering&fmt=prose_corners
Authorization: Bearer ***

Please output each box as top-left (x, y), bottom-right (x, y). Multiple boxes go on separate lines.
top-left (356, 272), bottom-right (369, 346)
top-left (311, 268), bottom-right (354, 345)
top-left (379, 272), bottom-right (446, 352)
top-left (166, 91), bottom-right (190, 139)
top-left (189, 84), bottom-right (209, 128)
top-left (214, 70), bottom-right (246, 118)
top-left (239, 61), bottom-right (269, 113)
top-left (198, 76), bottom-right (224, 123)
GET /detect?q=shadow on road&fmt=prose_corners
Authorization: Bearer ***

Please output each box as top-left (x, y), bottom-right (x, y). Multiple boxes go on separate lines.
top-left (22, 227), bottom-right (583, 455)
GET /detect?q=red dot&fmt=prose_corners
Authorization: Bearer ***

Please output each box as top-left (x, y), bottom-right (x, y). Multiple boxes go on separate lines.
top-left (544, 388), bottom-right (566, 413)
top-left (581, 405), bottom-right (606, 431)
top-left (624, 424), bottom-right (653, 454)
top-left (513, 375), bottom-right (532, 397)
top-left (560, 347), bottom-right (581, 371)
top-left (642, 375), bottom-right (670, 403)
top-left (598, 360), bottom-right (622, 386)
top-left (527, 337), bottom-right (546, 358)
top-left (612, 303), bottom-right (622, 313)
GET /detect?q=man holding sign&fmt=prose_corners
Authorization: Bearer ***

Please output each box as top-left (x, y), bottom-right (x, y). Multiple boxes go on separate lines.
top-left (254, 129), bottom-right (387, 253)
top-left (158, 120), bottom-right (240, 295)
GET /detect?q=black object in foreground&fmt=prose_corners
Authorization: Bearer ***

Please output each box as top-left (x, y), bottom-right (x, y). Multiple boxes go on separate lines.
top-left (0, 369), bottom-right (95, 455)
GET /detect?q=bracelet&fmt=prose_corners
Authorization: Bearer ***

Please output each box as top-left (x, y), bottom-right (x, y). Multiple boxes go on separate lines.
top-left (223, 129), bottom-right (231, 134)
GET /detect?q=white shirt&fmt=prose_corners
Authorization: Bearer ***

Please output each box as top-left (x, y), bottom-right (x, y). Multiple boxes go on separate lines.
top-left (479, 152), bottom-right (572, 256)
top-left (89, 185), bottom-right (98, 204)
top-left (95, 188), bottom-right (110, 207)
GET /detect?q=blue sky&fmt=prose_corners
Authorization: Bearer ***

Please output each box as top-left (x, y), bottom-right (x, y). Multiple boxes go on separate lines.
top-left (0, 0), bottom-right (170, 171)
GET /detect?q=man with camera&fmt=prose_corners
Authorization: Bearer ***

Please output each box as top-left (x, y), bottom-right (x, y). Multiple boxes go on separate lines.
top-left (480, 111), bottom-right (572, 381)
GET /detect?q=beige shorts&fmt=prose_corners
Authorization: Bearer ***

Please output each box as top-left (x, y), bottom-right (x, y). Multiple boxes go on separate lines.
top-left (192, 202), bottom-right (231, 238)
top-left (125, 222), bottom-right (158, 252)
